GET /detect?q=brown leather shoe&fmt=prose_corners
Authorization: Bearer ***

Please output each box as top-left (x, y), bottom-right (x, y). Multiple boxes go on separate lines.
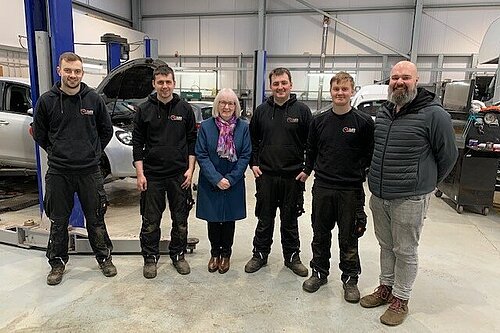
top-left (208, 256), bottom-right (219, 273)
top-left (218, 257), bottom-right (230, 274)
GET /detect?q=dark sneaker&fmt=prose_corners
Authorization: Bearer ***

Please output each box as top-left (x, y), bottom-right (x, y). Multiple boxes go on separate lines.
top-left (143, 262), bottom-right (157, 279)
top-left (360, 284), bottom-right (393, 308)
top-left (244, 255), bottom-right (267, 273)
top-left (343, 280), bottom-right (360, 303)
top-left (302, 272), bottom-right (328, 293)
top-left (47, 265), bottom-right (65, 286)
top-left (380, 296), bottom-right (409, 326)
top-left (99, 258), bottom-right (117, 277)
top-left (284, 253), bottom-right (308, 277)
top-left (172, 258), bottom-right (191, 275)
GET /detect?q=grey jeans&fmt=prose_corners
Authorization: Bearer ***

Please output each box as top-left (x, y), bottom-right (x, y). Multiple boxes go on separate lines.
top-left (369, 193), bottom-right (431, 300)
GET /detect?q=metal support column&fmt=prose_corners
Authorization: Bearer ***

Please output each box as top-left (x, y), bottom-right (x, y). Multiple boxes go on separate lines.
top-left (144, 38), bottom-right (158, 59)
top-left (410, 0), bottom-right (423, 63)
top-left (47, 0), bottom-right (86, 228)
top-left (24, 0), bottom-right (85, 228)
top-left (495, 55), bottom-right (500, 101)
top-left (131, 0), bottom-right (142, 31)
top-left (253, 0), bottom-right (267, 109)
top-left (101, 33), bottom-right (129, 73)
top-left (24, 0), bottom-right (50, 221)
top-left (317, 16), bottom-right (330, 111)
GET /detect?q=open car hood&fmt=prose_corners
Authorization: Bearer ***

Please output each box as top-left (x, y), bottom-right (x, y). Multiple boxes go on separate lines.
top-left (95, 58), bottom-right (167, 101)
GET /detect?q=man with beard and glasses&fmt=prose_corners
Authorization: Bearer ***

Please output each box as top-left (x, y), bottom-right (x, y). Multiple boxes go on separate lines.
top-left (33, 52), bottom-right (116, 285)
top-left (360, 61), bottom-right (458, 326)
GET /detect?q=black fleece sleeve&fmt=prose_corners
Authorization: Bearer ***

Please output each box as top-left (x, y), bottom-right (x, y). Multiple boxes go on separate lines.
top-left (304, 117), bottom-right (318, 175)
top-left (301, 104), bottom-right (313, 161)
top-left (361, 115), bottom-right (375, 169)
top-left (249, 107), bottom-right (261, 167)
top-left (32, 97), bottom-right (49, 151)
top-left (132, 107), bottom-right (146, 162)
top-left (96, 96), bottom-right (113, 150)
top-left (185, 103), bottom-right (197, 156)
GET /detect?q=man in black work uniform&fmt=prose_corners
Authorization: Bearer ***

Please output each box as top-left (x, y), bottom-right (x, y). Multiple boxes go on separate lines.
top-left (33, 52), bottom-right (116, 286)
top-left (302, 72), bottom-right (374, 302)
top-left (245, 67), bottom-right (312, 276)
top-left (132, 65), bottom-right (196, 279)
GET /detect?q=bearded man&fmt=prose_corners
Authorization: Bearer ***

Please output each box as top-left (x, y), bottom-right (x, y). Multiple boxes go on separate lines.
top-left (359, 61), bottom-right (458, 326)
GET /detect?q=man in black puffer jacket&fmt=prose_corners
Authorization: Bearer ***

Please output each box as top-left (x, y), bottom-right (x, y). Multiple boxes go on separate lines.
top-left (360, 61), bottom-right (458, 326)
top-left (132, 65), bottom-right (196, 279)
top-left (33, 52), bottom-right (116, 286)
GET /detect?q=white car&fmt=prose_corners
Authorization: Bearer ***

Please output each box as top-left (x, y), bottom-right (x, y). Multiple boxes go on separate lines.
top-left (0, 58), bottom-right (169, 178)
top-left (188, 101), bottom-right (213, 129)
top-left (351, 84), bottom-right (389, 120)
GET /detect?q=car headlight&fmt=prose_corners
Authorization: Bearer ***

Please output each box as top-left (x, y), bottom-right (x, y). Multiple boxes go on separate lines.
top-left (115, 130), bottom-right (133, 146)
top-left (483, 112), bottom-right (499, 126)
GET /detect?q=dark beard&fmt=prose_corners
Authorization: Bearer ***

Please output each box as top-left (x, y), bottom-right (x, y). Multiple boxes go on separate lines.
top-left (388, 87), bottom-right (417, 107)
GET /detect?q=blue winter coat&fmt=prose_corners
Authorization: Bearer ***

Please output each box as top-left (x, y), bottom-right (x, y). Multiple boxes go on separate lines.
top-left (195, 117), bottom-right (251, 222)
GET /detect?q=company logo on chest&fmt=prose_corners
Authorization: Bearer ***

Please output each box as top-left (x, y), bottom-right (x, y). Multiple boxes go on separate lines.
top-left (170, 115), bottom-right (183, 121)
top-left (80, 108), bottom-right (94, 116)
top-left (342, 127), bottom-right (356, 133)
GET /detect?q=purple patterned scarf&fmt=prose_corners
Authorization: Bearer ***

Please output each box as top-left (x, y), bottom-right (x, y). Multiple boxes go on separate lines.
top-left (215, 115), bottom-right (238, 162)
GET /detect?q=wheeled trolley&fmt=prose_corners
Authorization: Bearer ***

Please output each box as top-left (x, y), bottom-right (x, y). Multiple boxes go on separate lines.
top-left (436, 148), bottom-right (497, 215)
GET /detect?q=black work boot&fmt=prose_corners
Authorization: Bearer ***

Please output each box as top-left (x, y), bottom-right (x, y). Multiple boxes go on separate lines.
top-left (99, 258), bottom-right (117, 277)
top-left (343, 278), bottom-right (360, 303)
top-left (244, 253), bottom-right (267, 273)
top-left (143, 261), bottom-right (157, 279)
top-left (302, 270), bottom-right (328, 293)
top-left (47, 265), bottom-right (65, 286)
top-left (284, 252), bottom-right (308, 277)
top-left (172, 254), bottom-right (190, 275)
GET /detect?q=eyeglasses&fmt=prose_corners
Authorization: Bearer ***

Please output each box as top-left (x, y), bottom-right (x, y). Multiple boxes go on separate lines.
top-left (219, 101), bottom-right (236, 107)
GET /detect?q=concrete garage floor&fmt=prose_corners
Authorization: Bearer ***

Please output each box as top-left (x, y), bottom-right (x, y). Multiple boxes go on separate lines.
top-left (1, 170), bottom-right (500, 332)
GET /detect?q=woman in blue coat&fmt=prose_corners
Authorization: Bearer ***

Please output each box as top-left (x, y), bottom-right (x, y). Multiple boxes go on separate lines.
top-left (195, 88), bottom-right (251, 274)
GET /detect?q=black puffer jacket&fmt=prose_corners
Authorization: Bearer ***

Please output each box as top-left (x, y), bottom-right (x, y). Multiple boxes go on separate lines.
top-left (368, 88), bottom-right (458, 199)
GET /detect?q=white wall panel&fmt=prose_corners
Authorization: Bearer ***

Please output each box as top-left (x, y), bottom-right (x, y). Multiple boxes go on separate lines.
top-left (143, 18), bottom-right (200, 56)
top-left (419, 8), bottom-right (500, 54)
top-left (265, 10), bottom-right (413, 56)
top-left (142, 0), bottom-right (257, 16)
top-left (0, 1), bottom-right (27, 48)
top-left (0, 2), bottom-right (146, 86)
top-left (145, 16), bottom-right (257, 56)
top-left (74, 0), bottom-right (131, 20)
top-left (267, 0), bottom-right (414, 10)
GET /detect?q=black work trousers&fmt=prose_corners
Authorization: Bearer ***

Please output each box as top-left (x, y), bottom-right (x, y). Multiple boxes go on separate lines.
top-left (140, 173), bottom-right (189, 263)
top-left (251, 173), bottom-right (304, 260)
top-left (207, 221), bottom-right (235, 258)
top-left (310, 185), bottom-right (362, 282)
top-left (44, 170), bottom-right (113, 268)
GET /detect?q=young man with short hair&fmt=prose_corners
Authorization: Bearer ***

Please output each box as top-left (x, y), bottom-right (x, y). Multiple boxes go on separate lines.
top-left (132, 65), bottom-right (196, 278)
top-left (33, 51), bottom-right (116, 286)
top-left (245, 67), bottom-right (312, 276)
top-left (302, 72), bottom-right (374, 302)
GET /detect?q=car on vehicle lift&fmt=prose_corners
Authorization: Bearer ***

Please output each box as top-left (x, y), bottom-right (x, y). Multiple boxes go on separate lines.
top-left (0, 58), bottom-right (170, 178)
